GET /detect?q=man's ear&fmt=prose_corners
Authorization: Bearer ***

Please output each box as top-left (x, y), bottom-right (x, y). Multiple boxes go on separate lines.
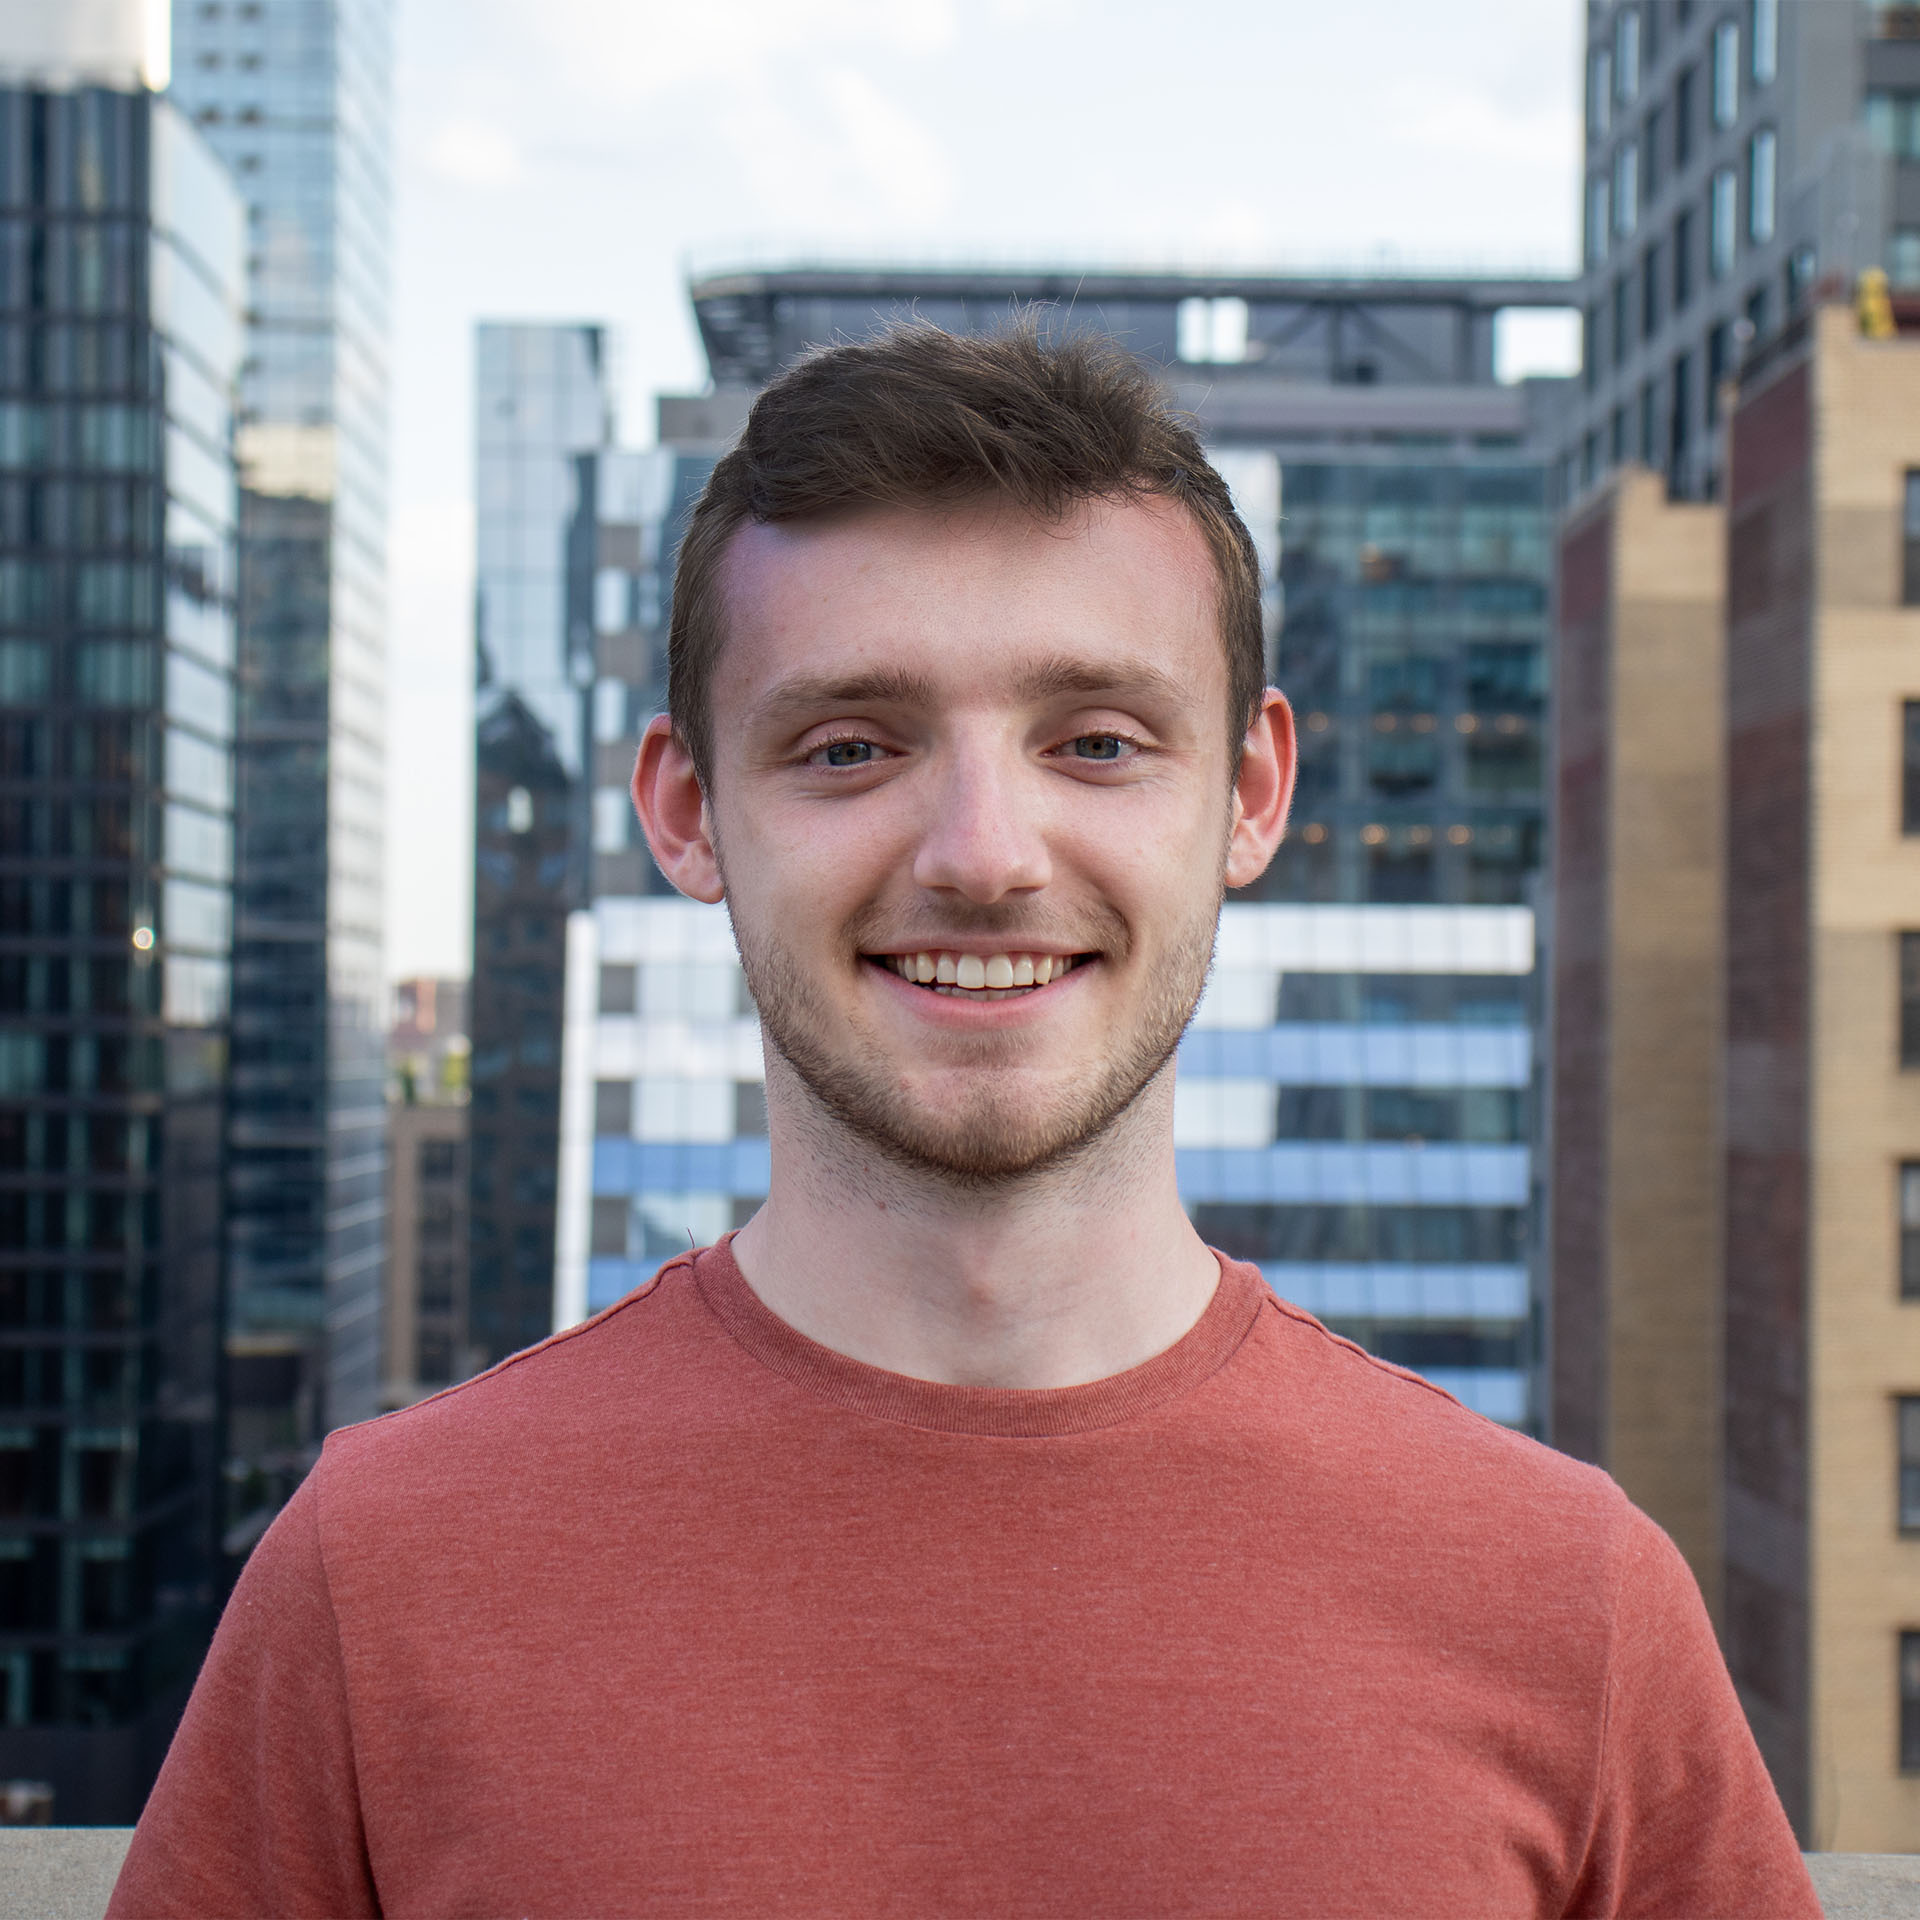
top-left (1225, 689), bottom-right (1297, 890)
top-left (632, 713), bottom-right (724, 904)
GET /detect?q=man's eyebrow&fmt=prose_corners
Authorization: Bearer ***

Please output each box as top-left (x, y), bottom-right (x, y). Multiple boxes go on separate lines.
top-left (751, 667), bottom-right (939, 722)
top-left (1013, 655), bottom-right (1192, 706)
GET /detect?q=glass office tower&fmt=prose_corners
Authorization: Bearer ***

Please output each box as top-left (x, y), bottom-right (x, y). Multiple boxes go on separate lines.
top-left (168, 0), bottom-right (391, 1542)
top-left (469, 324), bottom-right (612, 1364)
top-left (0, 60), bottom-right (245, 1817)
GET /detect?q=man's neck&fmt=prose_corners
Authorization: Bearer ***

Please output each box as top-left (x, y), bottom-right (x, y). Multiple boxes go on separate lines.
top-left (727, 1078), bottom-right (1221, 1391)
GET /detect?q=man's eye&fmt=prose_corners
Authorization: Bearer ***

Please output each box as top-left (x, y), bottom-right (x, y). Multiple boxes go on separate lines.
top-left (1070, 734), bottom-right (1127, 761)
top-left (817, 739), bottom-right (877, 768)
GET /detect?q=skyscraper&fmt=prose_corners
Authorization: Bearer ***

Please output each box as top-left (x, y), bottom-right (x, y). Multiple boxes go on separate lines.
top-left (167, 0), bottom-right (391, 1541)
top-left (1565, 0), bottom-right (1906, 505)
top-left (553, 270), bottom-right (1571, 1430)
top-left (0, 4), bottom-right (245, 1818)
top-left (469, 324), bottom-right (613, 1364)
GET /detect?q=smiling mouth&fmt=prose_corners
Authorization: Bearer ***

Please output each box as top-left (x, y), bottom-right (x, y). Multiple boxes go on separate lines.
top-left (868, 949), bottom-right (1085, 1000)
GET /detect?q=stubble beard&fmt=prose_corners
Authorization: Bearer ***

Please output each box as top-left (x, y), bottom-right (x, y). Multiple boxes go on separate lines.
top-left (731, 892), bottom-right (1221, 1191)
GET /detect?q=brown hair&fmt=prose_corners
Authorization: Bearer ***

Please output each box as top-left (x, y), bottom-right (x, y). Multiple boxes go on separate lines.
top-left (668, 319), bottom-right (1266, 788)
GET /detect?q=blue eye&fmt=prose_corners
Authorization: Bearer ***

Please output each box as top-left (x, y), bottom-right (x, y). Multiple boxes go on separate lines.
top-left (820, 740), bottom-right (875, 768)
top-left (1072, 735), bottom-right (1125, 761)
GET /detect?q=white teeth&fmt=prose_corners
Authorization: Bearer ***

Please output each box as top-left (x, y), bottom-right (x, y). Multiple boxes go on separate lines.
top-left (883, 950), bottom-right (1078, 991)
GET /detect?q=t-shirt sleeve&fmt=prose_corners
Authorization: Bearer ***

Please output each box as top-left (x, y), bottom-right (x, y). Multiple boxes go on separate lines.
top-left (1563, 1505), bottom-right (1819, 1919)
top-left (105, 1472), bottom-right (378, 1919)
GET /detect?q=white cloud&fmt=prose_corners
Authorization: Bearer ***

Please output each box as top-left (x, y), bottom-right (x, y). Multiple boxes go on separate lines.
top-left (819, 66), bottom-right (954, 222)
top-left (426, 120), bottom-right (522, 185)
top-left (526, 0), bottom-right (958, 103)
top-left (1392, 86), bottom-right (1579, 167)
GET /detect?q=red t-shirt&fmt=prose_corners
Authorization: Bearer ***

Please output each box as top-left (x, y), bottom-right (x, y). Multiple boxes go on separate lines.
top-left (109, 1243), bottom-right (1817, 1918)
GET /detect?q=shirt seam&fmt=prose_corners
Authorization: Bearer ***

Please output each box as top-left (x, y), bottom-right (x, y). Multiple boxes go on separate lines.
top-left (349, 1253), bottom-right (690, 1428)
top-left (1256, 1291), bottom-right (1469, 1410)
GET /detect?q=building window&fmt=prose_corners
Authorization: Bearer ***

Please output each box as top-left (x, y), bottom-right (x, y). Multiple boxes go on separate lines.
top-left (1901, 1400), bottom-right (1920, 1529)
top-left (1712, 20), bottom-right (1741, 127)
top-left (1638, 381), bottom-right (1658, 464)
top-left (1901, 1634), bottom-right (1920, 1772)
top-left (1751, 0), bottom-right (1778, 83)
top-left (1612, 277), bottom-right (1631, 369)
top-left (1614, 143), bottom-right (1640, 240)
top-left (593, 1078), bottom-right (632, 1135)
top-left (1610, 406), bottom-right (1628, 465)
top-left (1786, 244), bottom-right (1816, 314)
top-left (1591, 47), bottom-right (1615, 138)
top-left (589, 1196), bottom-right (628, 1258)
top-left (1904, 476), bottom-right (1920, 605)
top-left (1868, 92), bottom-right (1920, 161)
top-left (1675, 65), bottom-right (1697, 168)
top-left (1895, 231), bottom-right (1920, 294)
top-left (1617, 8), bottom-right (1642, 104)
top-left (1710, 168), bottom-right (1739, 278)
top-left (1670, 351), bottom-right (1694, 465)
top-left (1643, 105), bottom-right (1664, 202)
top-left (597, 963), bottom-right (636, 1014)
top-left (1901, 1163), bottom-right (1920, 1296)
top-left (1588, 176), bottom-right (1612, 266)
top-left (1673, 209), bottom-right (1695, 311)
top-left (1748, 129), bottom-right (1777, 243)
top-left (1641, 242), bottom-right (1662, 342)
top-left (1901, 932), bottom-right (1920, 1067)
top-left (1583, 305), bottom-right (1599, 390)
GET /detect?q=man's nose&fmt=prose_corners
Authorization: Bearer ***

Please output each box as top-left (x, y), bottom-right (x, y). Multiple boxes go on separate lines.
top-left (910, 750), bottom-right (1052, 905)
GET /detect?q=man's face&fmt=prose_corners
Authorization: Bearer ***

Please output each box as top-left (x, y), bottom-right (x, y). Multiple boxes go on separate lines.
top-left (676, 495), bottom-right (1290, 1184)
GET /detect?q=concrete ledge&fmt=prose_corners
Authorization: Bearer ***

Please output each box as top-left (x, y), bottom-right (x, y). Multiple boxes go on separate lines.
top-left (0, 1829), bottom-right (131, 1920)
top-left (1810, 1853), bottom-right (1920, 1918)
top-left (0, 1832), bottom-right (1913, 1917)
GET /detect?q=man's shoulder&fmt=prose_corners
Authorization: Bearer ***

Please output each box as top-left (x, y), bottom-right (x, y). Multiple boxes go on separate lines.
top-left (314, 1252), bottom-right (718, 1503)
top-left (1235, 1280), bottom-right (1641, 1562)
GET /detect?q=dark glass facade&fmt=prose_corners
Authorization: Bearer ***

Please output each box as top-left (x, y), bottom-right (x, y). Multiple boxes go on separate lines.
top-left (468, 325), bottom-right (611, 1364)
top-left (169, 0), bottom-right (392, 1538)
top-left (0, 85), bottom-right (243, 1819)
top-left (1250, 460), bottom-right (1549, 909)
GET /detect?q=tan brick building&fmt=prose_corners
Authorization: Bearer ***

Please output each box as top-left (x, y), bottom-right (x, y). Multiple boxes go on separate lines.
top-left (1551, 302), bottom-right (1920, 1850)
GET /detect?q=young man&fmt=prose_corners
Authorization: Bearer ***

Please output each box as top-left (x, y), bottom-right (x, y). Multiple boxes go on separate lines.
top-left (110, 328), bottom-right (1817, 1917)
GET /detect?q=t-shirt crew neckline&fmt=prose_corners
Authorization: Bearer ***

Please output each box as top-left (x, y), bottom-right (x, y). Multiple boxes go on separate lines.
top-left (688, 1233), bottom-right (1265, 1439)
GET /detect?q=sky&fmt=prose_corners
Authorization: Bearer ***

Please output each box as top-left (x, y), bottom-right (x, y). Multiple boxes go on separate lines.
top-left (383, 0), bottom-right (1584, 981)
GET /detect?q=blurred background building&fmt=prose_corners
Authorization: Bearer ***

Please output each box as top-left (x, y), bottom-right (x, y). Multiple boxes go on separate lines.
top-left (467, 324), bottom-right (612, 1367)
top-left (1548, 0), bottom-right (1920, 1853)
top-left (544, 266), bottom-right (1574, 1432)
top-left (169, 0), bottom-right (392, 1549)
top-left (383, 976), bottom-right (471, 1408)
top-left (0, 1), bottom-right (243, 1821)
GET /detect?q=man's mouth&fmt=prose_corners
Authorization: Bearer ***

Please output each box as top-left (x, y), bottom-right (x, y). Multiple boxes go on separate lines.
top-left (868, 950), bottom-right (1084, 1000)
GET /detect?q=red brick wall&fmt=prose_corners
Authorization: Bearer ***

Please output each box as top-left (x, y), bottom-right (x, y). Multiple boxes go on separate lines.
top-left (1549, 502), bottom-right (1616, 1467)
